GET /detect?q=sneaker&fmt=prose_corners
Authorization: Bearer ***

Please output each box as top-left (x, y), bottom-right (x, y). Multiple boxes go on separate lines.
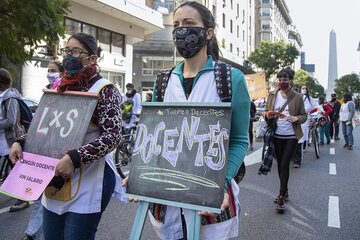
top-left (294, 163), bottom-right (300, 168)
top-left (326, 140), bottom-right (330, 145)
top-left (348, 145), bottom-right (353, 150)
top-left (343, 144), bottom-right (349, 148)
top-left (335, 137), bottom-right (340, 140)
top-left (276, 196), bottom-right (285, 213)
top-left (9, 200), bottom-right (29, 212)
top-left (320, 142), bottom-right (324, 145)
top-left (274, 192), bottom-right (289, 204)
top-left (21, 234), bottom-right (34, 240)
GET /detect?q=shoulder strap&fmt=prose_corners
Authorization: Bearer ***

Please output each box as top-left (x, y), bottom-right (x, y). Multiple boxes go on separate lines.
top-left (214, 60), bottom-right (232, 102)
top-left (279, 91), bottom-right (296, 113)
top-left (154, 67), bottom-right (175, 102)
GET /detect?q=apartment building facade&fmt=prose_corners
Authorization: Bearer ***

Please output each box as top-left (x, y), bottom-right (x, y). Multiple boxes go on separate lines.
top-left (132, 0), bottom-right (256, 98)
top-left (21, 0), bottom-right (163, 101)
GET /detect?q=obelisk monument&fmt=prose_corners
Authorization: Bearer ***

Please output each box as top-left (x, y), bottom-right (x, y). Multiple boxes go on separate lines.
top-left (327, 30), bottom-right (338, 100)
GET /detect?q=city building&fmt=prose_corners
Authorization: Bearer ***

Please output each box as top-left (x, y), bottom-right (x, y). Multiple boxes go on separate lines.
top-left (288, 24), bottom-right (302, 70)
top-left (21, 0), bottom-right (163, 101)
top-left (132, 0), bottom-right (256, 99)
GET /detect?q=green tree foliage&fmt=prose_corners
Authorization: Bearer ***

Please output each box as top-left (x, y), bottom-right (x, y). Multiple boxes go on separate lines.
top-left (294, 69), bottom-right (325, 98)
top-left (248, 41), bottom-right (300, 82)
top-left (334, 74), bottom-right (360, 98)
top-left (0, 0), bottom-right (70, 67)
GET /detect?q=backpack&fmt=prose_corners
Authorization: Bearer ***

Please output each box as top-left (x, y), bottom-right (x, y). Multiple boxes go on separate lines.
top-left (121, 99), bottom-right (134, 124)
top-left (154, 60), bottom-right (246, 183)
top-left (2, 98), bottom-right (33, 136)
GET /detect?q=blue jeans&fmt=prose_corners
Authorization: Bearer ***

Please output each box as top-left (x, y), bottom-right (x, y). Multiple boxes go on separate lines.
top-left (319, 122), bottom-right (330, 143)
top-left (25, 199), bottom-right (43, 239)
top-left (43, 163), bottom-right (115, 240)
top-left (342, 121), bottom-right (354, 145)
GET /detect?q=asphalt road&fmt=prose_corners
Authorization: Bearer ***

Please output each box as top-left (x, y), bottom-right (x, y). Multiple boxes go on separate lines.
top-left (0, 126), bottom-right (359, 240)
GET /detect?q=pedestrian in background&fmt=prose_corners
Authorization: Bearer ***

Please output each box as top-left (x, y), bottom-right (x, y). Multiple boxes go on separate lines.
top-left (249, 100), bottom-right (256, 151)
top-left (264, 67), bottom-right (307, 213)
top-left (328, 93), bottom-right (341, 140)
top-left (339, 93), bottom-right (355, 150)
top-left (46, 61), bottom-right (64, 90)
top-left (145, 92), bottom-right (152, 102)
top-left (0, 68), bottom-right (29, 212)
top-left (292, 84), bottom-right (316, 168)
top-left (310, 96), bottom-right (333, 145)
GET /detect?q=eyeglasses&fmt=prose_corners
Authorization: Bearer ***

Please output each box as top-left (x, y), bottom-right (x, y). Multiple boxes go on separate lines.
top-left (59, 48), bottom-right (89, 57)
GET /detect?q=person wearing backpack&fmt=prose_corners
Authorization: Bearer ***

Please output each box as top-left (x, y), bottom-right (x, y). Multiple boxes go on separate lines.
top-left (0, 68), bottom-right (30, 212)
top-left (328, 93), bottom-right (341, 140)
top-left (123, 2), bottom-right (250, 239)
top-left (263, 67), bottom-right (307, 213)
top-left (121, 83), bottom-right (142, 134)
top-left (310, 96), bottom-right (333, 145)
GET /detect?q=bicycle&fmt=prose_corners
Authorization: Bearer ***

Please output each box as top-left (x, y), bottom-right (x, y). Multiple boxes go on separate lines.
top-left (0, 155), bottom-right (12, 184)
top-left (114, 126), bottom-right (137, 179)
top-left (308, 116), bottom-right (320, 159)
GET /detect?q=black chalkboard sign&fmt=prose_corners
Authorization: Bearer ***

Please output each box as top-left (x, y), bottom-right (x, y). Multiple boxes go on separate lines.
top-left (24, 90), bottom-right (99, 159)
top-left (126, 102), bottom-right (232, 210)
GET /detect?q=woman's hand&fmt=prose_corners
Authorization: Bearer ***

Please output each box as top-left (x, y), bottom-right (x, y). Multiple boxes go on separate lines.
top-left (198, 193), bottom-right (229, 217)
top-left (287, 116), bottom-right (299, 123)
top-left (55, 154), bottom-right (75, 179)
top-left (346, 120), bottom-right (352, 125)
top-left (9, 142), bottom-right (23, 165)
top-left (121, 176), bottom-right (139, 203)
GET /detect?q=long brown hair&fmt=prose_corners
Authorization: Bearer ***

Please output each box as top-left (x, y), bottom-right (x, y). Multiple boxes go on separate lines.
top-left (0, 68), bottom-right (12, 91)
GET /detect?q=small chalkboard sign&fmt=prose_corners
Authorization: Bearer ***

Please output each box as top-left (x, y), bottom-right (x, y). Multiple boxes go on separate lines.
top-left (24, 89), bottom-right (99, 159)
top-left (126, 102), bottom-right (232, 211)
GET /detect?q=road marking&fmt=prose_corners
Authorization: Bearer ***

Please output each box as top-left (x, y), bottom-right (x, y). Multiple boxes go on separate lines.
top-left (330, 148), bottom-right (335, 155)
top-left (331, 139), bottom-right (335, 144)
top-left (0, 206), bottom-right (11, 214)
top-left (328, 196), bottom-right (341, 228)
top-left (244, 148), bottom-right (263, 166)
top-left (329, 163), bottom-right (337, 175)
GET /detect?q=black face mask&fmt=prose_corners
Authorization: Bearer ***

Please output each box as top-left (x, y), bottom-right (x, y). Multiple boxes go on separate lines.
top-left (173, 27), bottom-right (207, 59)
top-left (331, 98), bottom-right (336, 102)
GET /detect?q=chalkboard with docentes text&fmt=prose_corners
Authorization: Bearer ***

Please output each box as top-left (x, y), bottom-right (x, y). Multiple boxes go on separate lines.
top-left (24, 89), bottom-right (99, 159)
top-left (126, 102), bottom-right (232, 211)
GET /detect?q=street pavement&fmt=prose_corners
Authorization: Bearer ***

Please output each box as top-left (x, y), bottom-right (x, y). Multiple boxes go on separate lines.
top-left (0, 126), bottom-right (359, 239)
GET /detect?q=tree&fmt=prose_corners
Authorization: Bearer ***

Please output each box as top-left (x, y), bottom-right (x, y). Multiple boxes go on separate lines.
top-left (248, 41), bottom-right (300, 84)
top-left (0, 0), bottom-right (70, 67)
top-left (334, 74), bottom-right (360, 98)
top-left (294, 69), bottom-right (325, 98)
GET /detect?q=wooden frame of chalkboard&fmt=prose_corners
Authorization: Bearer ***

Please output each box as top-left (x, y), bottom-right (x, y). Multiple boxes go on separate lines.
top-left (124, 102), bottom-right (232, 213)
top-left (42, 89), bottom-right (99, 97)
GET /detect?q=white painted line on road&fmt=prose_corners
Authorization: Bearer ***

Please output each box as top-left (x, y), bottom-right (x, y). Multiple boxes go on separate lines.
top-left (329, 163), bottom-right (337, 175)
top-left (0, 206), bottom-right (11, 214)
top-left (331, 139), bottom-right (335, 144)
top-left (244, 148), bottom-right (263, 166)
top-left (328, 196), bottom-right (341, 228)
top-left (330, 148), bottom-right (335, 155)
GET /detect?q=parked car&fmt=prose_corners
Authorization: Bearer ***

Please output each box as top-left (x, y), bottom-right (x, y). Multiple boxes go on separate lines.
top-left (255, 102), bottom-right (266, 120)
top-left (23, 98), bottom-right (38, 114)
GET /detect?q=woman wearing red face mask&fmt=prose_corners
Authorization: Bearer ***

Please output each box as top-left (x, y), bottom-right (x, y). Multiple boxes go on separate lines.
top-left (263, 67), bottom-right (307, 213)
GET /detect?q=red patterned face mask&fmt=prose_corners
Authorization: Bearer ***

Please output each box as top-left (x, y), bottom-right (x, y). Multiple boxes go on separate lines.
top-left (57, 65), bottom-right (97, 93)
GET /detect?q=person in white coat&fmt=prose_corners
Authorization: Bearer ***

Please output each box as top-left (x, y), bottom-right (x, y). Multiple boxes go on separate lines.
top-left (121, 83), bottom-right (142, 133)
top-left (292, 85), bottom-right (316, 168)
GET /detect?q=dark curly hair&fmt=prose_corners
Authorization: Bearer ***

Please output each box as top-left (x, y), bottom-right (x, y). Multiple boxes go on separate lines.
top-left (277, 67), bottom-right (295, 80)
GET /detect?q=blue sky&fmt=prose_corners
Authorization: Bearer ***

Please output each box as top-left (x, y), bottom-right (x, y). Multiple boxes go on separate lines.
top-left (286, 0), bottom-right (360, 88)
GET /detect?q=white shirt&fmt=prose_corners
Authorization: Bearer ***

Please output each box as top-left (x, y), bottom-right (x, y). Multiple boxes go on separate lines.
top-left (122, 92), bottom-right (142, 129)
top-left (274, 91), bottom-right (295, 136)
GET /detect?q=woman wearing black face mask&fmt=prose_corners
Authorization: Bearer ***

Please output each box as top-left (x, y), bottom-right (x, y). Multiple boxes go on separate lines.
top-left (263, 67), bottom-right (307, 213)
top-left (122, 1), bottom-right (250, 239)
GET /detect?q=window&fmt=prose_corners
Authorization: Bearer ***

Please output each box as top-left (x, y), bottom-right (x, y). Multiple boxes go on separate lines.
top-left (64, 18), bottom-right (126, 56)
top-left (237, 4), bottom-right (239, 17)
top-left (249, 0), bottom-right (251, 7)
top-left (142, 56), bottom-right (175, 76)
top-left (112, 32), bottom-right (125, 55)
top-left (102, 70), bottom-right (125, 93)
top-left (223, 14), bottom-right (226, 28)
top-left (260, 32), bottom-right (271, 41)
top-left (231, 0), bottom-right (233, 9)
top-left (261, 0), bottom-right (270, 3)
top-left (98, 28), bottom-right (111, 52)
top-left (65, 19), bottom-right (81, 36)
top-left (243, 30), bottom-right (245, 42)
top-left (222, 38), bottom-right (225, 48)
top-left (260, 8), bottom-right (271, 16)
top-left (83, 24), bottom-right (97, 39)
top-left (242, 10), bottom-right (245, 23)
top-left (261, 20), bottom-right (271, 29)
top-left (237, 48), bottom-right (240, 56)
top-left (153, 0), bottom-right (175, 12)
top-left (230, 43), bottom-right (233, 52)
top-left (230, 20), bottom-right (233, 33)
top-left (237, 25), bottom-right (239, 38)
